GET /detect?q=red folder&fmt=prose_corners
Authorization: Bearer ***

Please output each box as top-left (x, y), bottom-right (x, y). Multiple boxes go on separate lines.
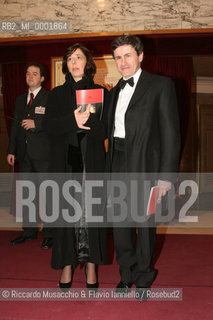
top-left (76, 88), bottom-right (104, 119)
top-left (146, 186), bottom-right (160, 215)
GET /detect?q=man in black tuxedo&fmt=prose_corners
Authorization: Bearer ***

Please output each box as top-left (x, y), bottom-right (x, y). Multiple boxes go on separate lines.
top-left (107, 35), bottom-right (180, 300)
top-left (7, 63), bottom-right (52, 250)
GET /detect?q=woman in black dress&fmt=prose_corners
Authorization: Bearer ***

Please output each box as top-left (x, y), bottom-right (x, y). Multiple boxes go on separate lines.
top-left (44, 44), bottom-right (108, 289)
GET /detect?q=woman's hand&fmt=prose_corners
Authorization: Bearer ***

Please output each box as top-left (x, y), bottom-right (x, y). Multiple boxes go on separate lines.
top-left (74, 105), bottom-right (91, 130)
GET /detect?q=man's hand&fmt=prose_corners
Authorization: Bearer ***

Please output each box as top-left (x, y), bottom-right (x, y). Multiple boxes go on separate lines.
top-left (7, 154), bottom-right (15, 166)
top-left (21, 119), bottom-right (35, 130)
top-left (74, 105), bottom-right (91, 130)
top-left (157, 179), bottom-right (171, 202)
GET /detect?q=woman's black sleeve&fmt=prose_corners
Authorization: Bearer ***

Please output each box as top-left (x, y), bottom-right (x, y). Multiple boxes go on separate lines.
top-left (43, 88), bottom-right (79, 137)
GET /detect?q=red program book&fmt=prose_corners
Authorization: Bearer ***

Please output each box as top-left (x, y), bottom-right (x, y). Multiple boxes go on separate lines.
top-left (76, 88), bottom-right (104, 120)
top-left (146, 186), bottom-right (160, 216)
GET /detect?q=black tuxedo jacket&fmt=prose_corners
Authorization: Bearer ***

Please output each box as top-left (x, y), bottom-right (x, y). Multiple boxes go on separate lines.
top-left (107, 70), bottom-right (180, 179)
top-left (7, 87), bottom-right (50, 162)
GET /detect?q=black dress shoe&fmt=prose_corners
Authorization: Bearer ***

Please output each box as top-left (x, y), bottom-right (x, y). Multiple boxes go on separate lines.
top-left (59, 280), bottom-right (72, 292)
top-left (135, 287), bottom-right (150, 302)
top-left (59, 267), bottom-right (72, 292)
top-left (115, 281), bottom-right (132, 294)
top-left (85, 264), bottom-right (99, 291)
top-left (41, 237), bottom-right (53, 250)
top-left (10, 233), bottom-right (37, 245)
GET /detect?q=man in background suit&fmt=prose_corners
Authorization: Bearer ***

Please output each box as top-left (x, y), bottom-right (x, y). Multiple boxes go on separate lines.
top-left (7, 62), bottom-right (53, 250)
top-left (107, 35), bottom-right (180, 300)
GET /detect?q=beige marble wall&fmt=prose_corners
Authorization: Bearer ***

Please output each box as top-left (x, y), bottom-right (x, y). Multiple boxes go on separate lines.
top-left (0, 0), bottom-right (213, 38)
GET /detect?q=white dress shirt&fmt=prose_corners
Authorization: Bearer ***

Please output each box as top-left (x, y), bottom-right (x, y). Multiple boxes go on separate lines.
top-left (114, 69), bottom-right (142, 138)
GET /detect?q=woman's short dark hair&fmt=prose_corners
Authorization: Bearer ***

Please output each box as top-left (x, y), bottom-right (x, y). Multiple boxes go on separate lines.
top-left (62, 43), bottom-right (96, 77)
top-left (111, 34), bottom-right (144, 57)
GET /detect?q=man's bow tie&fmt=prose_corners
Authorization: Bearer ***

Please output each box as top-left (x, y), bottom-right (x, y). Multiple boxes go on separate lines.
top-left (119, 77), bottom-right (134, 89)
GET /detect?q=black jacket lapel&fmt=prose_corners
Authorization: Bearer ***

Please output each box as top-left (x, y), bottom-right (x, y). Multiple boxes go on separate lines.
top-left (108, 84), bottom-right (120, 137)
top-left (126, 70), bottom-right (152, 112)
top-left (30, 88), bottom-right (46, 108)
top-left (108, 83), bottom-right (120, 160)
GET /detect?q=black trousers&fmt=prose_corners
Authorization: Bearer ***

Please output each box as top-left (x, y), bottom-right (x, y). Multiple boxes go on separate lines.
top-left (112, 138), bottom-right (156, 287)
top-left (17, 152), bottom-right (52, 238)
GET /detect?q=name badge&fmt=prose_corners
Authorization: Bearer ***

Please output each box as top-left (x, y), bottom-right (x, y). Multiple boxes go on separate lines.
top-left (35, 106), bottom-right (45, 114)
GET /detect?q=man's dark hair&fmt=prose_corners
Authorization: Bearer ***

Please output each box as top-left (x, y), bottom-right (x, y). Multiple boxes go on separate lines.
top-left (26, 62), bottom-right (46, 80)
top-left (62, 43), bottom-right (96, 77)
top-left (111, 34), bottom-right (144, 58)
